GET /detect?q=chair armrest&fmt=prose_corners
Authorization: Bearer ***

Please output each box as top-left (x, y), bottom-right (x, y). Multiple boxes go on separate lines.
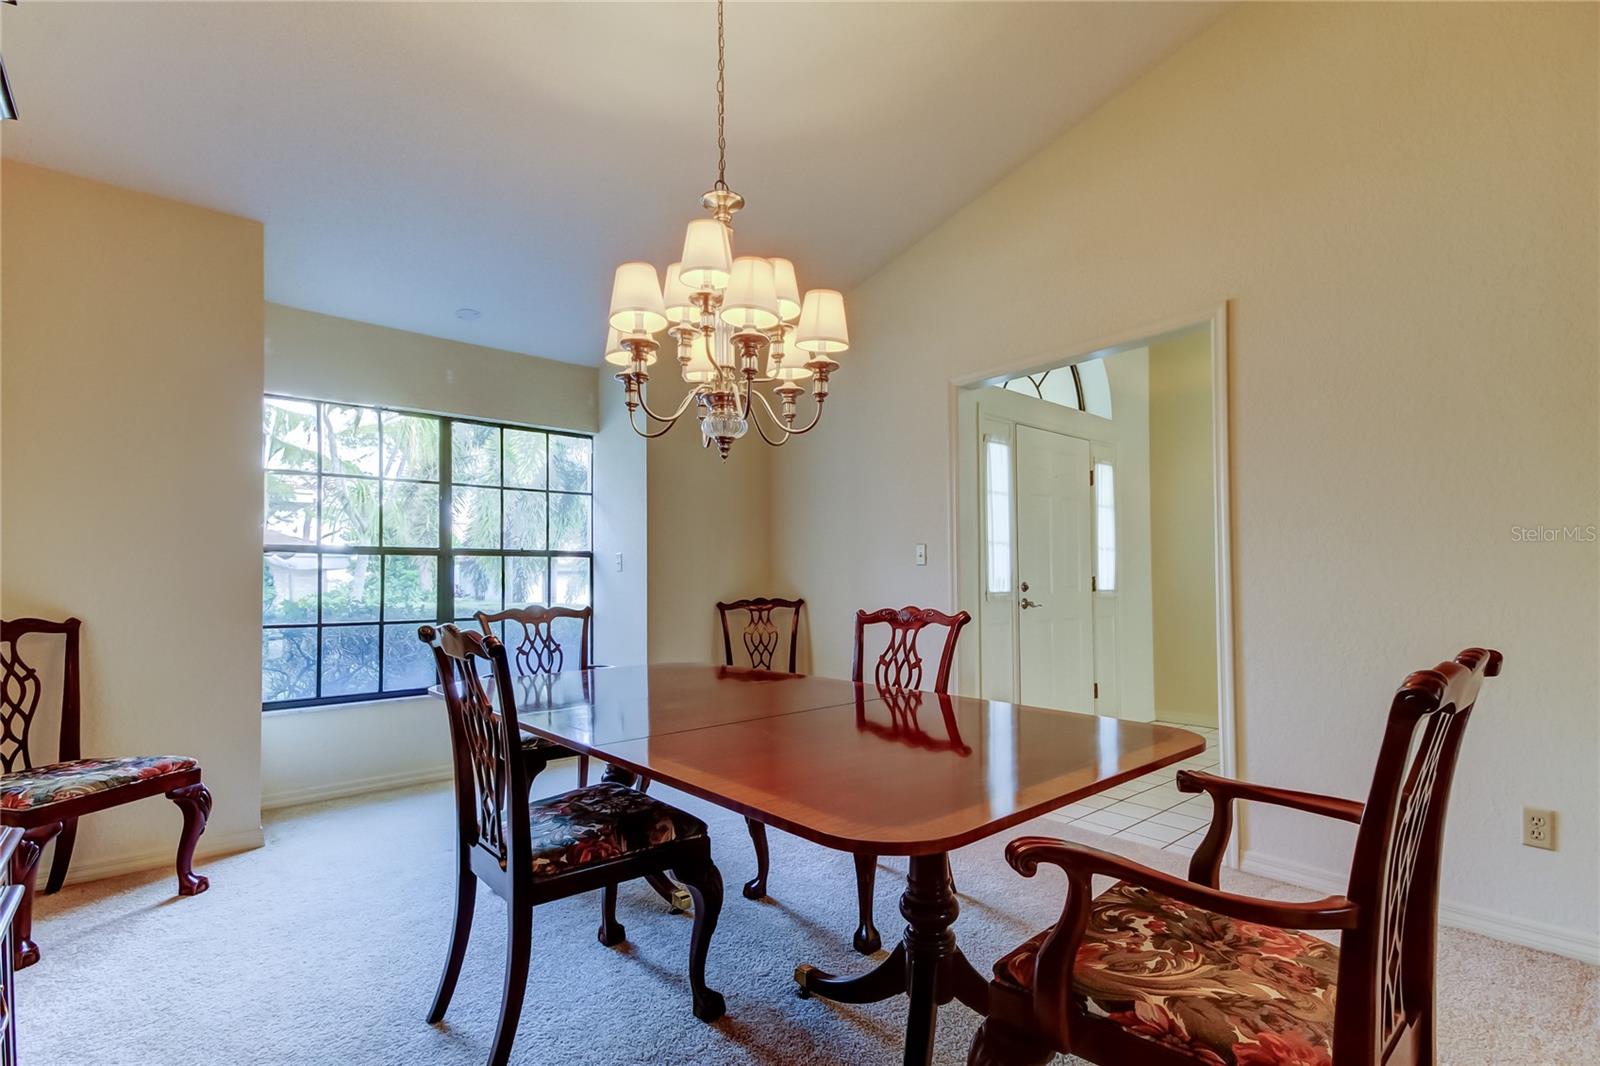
top-left (1000, 836), bottom-right (1356, 1050)
top-left (1176, 770), bottom-right (1364, 822)
top-left (1005, 836), bottom-right (1359, 931)
top-left (1175, 770), bottom-right (1362, 888)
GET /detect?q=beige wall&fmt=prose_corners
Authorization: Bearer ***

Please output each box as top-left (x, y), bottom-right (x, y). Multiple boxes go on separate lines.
top-left (260, 306), bottom-right (648, 807)
top-left (1, 161), bottom-right (266, 877)
top-left (645, 370), bottom-right (774, 664)
top-left (594, 366), bottom-right (649, 668)
top-left (265, 303), bottom-right (598, 433)
top-left (1149, 328), bottom-right (1218, 726)
top-left (772, 3), bottom-right (1599, 957)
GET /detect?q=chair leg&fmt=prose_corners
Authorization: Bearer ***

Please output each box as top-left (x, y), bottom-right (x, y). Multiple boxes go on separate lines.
top-left (42, 817), bottom-right (77, 896)
top-left (967, 1020), bottom-right (1054, 1066)
top-left (577, 754), bottom-right (590, 788)
top-left (489, 903), bottom-right (534, 1066)
top-left (9, 827), bottom-right (55, 970)
top-left (671, 855), bottom-right (726, 1023)
top-left (852, 852), bottom-right (882, 954)
top-left (597, 883), bottom-right (625, 947)
top-left (427, 854), bottom-right (477, 1024)
top-left (741, 818), bottom-right (770, 900)
top-left (166, 782), bottom-right (213, 896)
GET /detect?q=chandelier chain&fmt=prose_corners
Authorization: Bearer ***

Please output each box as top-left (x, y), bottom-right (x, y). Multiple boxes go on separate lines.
top-left (714, 0), bottom-right (728, 191)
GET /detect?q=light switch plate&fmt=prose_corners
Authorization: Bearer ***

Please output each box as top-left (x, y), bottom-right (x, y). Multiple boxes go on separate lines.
top-left (914, 543), bottom-right (927, 566)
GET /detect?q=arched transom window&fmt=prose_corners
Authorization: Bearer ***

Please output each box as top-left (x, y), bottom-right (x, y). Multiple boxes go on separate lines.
top-left (1000, 358), bottom-right (1113, 419)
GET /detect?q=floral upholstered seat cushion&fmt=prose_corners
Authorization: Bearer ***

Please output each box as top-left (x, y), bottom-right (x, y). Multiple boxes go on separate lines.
top-left (0, 756), bottom-right (198, 811)
top-left (994, 881), bottom-right (1338, 1066)
top-left (527, 782), bottom-right (706, 877)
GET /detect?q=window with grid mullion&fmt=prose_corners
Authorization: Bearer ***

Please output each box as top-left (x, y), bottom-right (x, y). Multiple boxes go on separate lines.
top-left (262, 395), bottom-right (592, 711)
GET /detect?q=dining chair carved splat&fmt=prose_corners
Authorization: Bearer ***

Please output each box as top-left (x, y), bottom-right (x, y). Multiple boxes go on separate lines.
top-left (717, 597), bottom-right (804, 675)
top-left (476, 605), bottom-right (593, 790)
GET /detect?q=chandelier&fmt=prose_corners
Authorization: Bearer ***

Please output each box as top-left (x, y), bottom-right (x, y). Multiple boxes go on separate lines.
top-left (604, 0), bottom-right (848, 460)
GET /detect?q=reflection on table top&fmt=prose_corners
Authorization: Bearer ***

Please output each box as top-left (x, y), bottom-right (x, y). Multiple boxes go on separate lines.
top-left (433, 662), bottom-right (1205, 856)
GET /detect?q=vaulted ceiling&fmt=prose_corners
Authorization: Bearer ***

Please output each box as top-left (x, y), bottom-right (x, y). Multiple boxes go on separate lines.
top-left (1, 2), bottom-right (1228, 363)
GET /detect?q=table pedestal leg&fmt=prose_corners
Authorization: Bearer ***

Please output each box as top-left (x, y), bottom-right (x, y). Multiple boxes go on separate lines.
top-left (795, 944), bottom-right (906, 1003)
top-left (794, 851), bottom-right (987, 1066)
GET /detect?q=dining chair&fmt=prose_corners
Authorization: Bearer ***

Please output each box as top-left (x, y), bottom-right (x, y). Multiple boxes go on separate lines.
top-left (967, 646), bottom-right (1502, 1066)
top-left (476, 604), bottom-right (593, 789)
top-left (717, 596), bottom-right (804, 673)
top-left (421, 623), bottom-right (725, 1066)
top-left (742, 604), bottom-right (970, 956)
top-left (0, 616), bottom-right (212, 968)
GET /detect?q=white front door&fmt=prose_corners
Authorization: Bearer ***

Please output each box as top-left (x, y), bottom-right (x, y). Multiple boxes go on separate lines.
top-left (1015, 425), bottom-right (1096, 712)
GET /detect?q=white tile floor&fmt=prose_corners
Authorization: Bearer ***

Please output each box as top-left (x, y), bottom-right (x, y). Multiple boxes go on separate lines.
top-left (1043, 721), bottom-right (1221, 856)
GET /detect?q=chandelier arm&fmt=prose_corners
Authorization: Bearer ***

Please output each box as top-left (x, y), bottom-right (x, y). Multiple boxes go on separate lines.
top-left (634, 379), bottom-right (703, 424)
top-left (778, 393), bottom-right (828, 436)
top-left (747, 388), bottom-right (792, 447)
top-left (627, 405), bottom-right (684, 439)
top-left (747, 384), bottom-right (825, 440)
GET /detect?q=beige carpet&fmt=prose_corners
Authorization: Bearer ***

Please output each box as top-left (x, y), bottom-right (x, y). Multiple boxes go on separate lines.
top-left (22, 765), bottom-right (1599, 1065)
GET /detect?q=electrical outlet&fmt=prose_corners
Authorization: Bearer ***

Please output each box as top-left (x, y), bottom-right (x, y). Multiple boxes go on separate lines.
top-left (615, 552), bottom-right (624, 572)
top-left (1523, 807), bottom-right (1557, 850)
top-left (914, 543), bottom-right (927, 566)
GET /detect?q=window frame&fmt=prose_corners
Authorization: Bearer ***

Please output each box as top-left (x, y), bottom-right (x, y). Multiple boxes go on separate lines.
top-left (1093, 458), bottom-right (1117, 594)
top-left (1001, 365), bottom-right (1085, 411)
top-left (982, 433), bottom-right (1014, 597)
top-left (261, 394), bottom-right (594, 712)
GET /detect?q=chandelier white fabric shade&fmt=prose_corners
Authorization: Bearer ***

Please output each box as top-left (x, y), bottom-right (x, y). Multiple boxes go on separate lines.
top-left (769, 258), bottom-right (802, 322)
top-left (679, 219), bottom-right (734, 292)
top-left (796, 289), bottom-right (849, 354)
top-left (603, 0), bottom-right (846, 461)
top-left (608, 262), bottom-right (668, 335)
top-left (721, 256), bottom-right (781, 332)
top-left (662, 262), bottom-right (695, 324)
top-left (603, 327), bottom-right (657, 367)
top-left (602, 327), bottom-right (629, 366)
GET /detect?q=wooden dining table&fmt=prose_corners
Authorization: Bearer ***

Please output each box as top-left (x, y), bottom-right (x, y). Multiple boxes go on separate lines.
top-left (469, 662), bottom-right (1203, 1066)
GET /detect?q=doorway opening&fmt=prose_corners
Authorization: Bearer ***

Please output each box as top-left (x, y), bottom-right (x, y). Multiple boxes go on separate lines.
top-left (952, 308), bottom-right (1234, 793)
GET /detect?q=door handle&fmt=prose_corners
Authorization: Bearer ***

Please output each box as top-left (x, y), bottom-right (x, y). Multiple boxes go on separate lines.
top-left (1020, 597), bottom-right (1041, 610)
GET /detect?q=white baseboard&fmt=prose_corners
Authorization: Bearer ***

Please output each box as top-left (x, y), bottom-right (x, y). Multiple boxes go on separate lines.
top-left (63, 826), bottom-right (266, 889)
top-left (261, 765), bottom-right (454, 811)
top-left (1240, 850), bottom-right (1600, 965)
